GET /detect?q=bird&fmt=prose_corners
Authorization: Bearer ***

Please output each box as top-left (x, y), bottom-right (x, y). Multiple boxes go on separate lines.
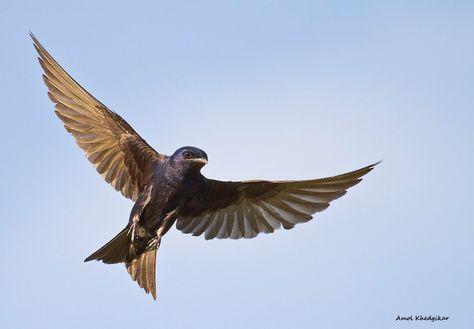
top-left (31, 33), bottom-right (379, 300)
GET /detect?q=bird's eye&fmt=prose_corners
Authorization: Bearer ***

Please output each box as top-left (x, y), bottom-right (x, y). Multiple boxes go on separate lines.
top-left (183, 152), bottom-right (192, 158)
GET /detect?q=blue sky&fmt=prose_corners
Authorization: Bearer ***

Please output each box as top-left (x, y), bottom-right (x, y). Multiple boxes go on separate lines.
top-left (0, 1), bottom-right (473, 328)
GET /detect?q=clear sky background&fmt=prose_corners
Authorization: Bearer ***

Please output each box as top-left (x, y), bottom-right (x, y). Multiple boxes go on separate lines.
top-left (1, 1), bottom-right (473, 328)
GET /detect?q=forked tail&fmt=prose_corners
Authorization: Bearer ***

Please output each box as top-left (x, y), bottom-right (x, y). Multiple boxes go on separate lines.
top-left (84, 226), bottom-right (158, 299)
top-left (126, 248), bottom-right (157, 299)
top-left (84, 226), bottom-right (133, 264)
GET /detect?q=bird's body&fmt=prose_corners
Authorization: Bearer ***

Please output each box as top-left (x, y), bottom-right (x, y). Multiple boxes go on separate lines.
top-left (130, 148), bottom-right (209, 245)
top-left (31, 33), bottom-right (379, 300)
top-left (85, 148), bottom-right (209, 297)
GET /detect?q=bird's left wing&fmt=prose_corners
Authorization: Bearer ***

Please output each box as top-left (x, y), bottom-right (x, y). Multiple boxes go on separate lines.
top-left (31, 34), bottom-right (166, 201)
top-left (177, 162), bottom-right (379, 240)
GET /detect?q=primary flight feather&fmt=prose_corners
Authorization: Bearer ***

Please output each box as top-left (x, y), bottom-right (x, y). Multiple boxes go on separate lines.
top-left (31, 33), bottom-right (379, 300)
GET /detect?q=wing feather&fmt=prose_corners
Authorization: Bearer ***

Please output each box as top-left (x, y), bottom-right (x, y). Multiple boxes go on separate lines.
top-left (31, 34), bottom-right (166, 201)
top-left (177, 162), bottom-right (379, 239)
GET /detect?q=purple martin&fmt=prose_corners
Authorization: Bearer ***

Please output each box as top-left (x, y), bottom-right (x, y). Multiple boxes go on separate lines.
top-left (31, 34), bottom-right (379, 299)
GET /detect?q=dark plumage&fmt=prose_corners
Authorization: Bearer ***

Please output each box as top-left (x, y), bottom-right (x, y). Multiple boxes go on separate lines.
top-left (31, 33), bottom-right (379, 300)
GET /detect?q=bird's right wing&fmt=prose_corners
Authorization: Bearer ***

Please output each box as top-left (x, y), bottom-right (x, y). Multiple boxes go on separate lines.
top-left (177, 162), bottom-right (379, 239)
top-left (31, 33), bottom-right (166, 201)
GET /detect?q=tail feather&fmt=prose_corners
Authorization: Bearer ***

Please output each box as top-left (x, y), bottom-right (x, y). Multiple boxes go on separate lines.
top-left (84, 226), bottom-right (132, 264)
top-left (84, 225), bottom-right (158, 299)
top-left (127, 248), bottom-right (157, 299)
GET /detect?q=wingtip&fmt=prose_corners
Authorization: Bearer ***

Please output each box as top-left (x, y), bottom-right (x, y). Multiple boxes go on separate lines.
top-left (370, 160), bottom-right (382, 168)
top-left (29, 31), bottom-right (38, 44)
top-left (30, 32), bottom-right (43, 58)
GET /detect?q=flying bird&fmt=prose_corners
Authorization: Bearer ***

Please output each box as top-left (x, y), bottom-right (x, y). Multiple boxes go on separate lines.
top-left (31, 33), bottom-right (379, 300)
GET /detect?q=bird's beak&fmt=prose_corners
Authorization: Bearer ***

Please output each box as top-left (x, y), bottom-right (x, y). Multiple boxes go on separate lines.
top-left (191, 158), bottom-right (208, 164)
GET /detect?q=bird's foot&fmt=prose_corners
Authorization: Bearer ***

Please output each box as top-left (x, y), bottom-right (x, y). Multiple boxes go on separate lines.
top-left (147, 236), bottom-right (161, 249)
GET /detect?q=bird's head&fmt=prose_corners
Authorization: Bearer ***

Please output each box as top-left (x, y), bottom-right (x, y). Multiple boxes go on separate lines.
top-left (170, 146), bottom-right (208, 172)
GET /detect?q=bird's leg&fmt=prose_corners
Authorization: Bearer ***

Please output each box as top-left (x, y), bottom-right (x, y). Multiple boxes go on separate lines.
top-left (146, 208), bottom-right (179, 249)
top-left (128, 214), bottom-right (140, 241)
top-left (128, 184), bottom-right (154, 242)
top-left (147, 236), bottom-right (161, 249)
top-left (127, 223), bottom-right (136, 241)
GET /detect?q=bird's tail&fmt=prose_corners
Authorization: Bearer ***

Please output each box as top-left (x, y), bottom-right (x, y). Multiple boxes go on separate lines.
top-left (84, 225), bottom-right (158, 299)
top-left (84, 226), bottom-right (133, 264)
top-left (126, 247), bottom-right (157, 299)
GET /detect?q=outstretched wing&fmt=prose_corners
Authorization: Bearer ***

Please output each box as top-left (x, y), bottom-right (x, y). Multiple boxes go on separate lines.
top-left (177, 162), bottom-right (379, 239)
top-left (31, 33), bottom-right (166, 201)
